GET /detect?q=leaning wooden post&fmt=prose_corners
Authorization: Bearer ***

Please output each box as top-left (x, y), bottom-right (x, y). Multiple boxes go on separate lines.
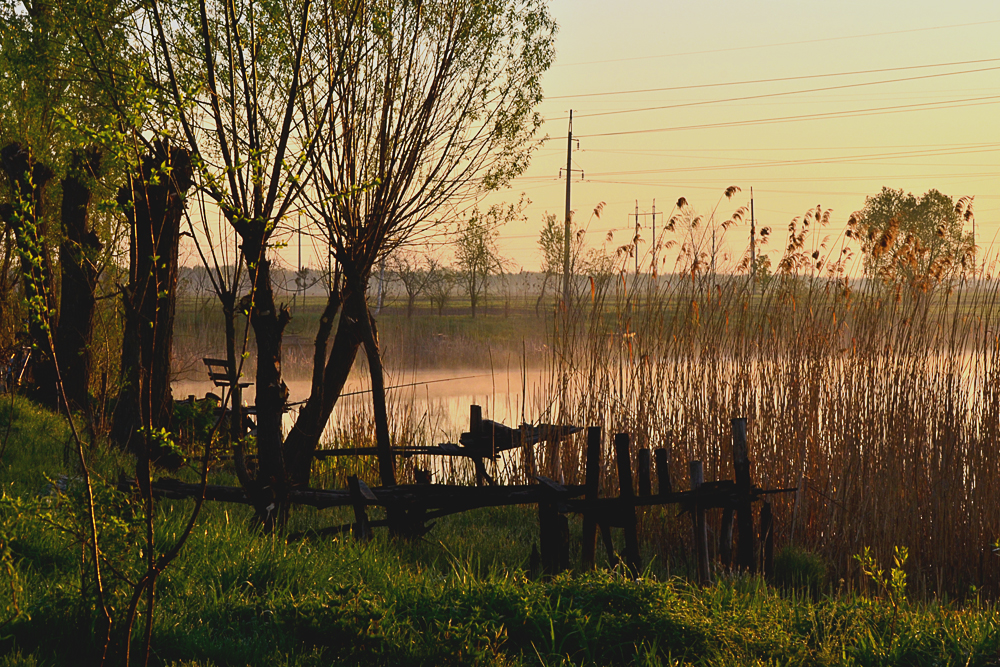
top-left (470, 405), bottom-right (488, 487)
top-left (761, 501), bottom-right (774, 579)
top-left (690, 460), bottom-right (711, 585)
top-left (732, 417), bottom-right (756, 573)
top-left (614, 433), bottom-right (641, 577)
top-left (655, 447), bottom-right (671, 496)
top-left (637, 449), bottom-right (652, 498)
top-left (347, 475), bottom-right (372, 542)
top-left (581, 426), bottom-right (602, 570)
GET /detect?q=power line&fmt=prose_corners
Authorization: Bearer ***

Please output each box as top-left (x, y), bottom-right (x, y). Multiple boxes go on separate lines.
top-left (566, 65), bottom-right (1000, 120)
top-left (585, 171), bottom-right (1000, 186)
top-left (549, 57), bottom-right (1000, 100)
top-left (553, 20), bottom-right (1000, 68)
top-left (583, 141), bottom-right (1000, 154)
top-left (566, 144), bottom-right (1000, 176)
top-left (578, 94), bottom-right (1000, 139)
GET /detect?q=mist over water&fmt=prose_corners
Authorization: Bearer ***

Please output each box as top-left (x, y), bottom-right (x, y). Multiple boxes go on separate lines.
top-left (173, 365), bottom-right (553, 447)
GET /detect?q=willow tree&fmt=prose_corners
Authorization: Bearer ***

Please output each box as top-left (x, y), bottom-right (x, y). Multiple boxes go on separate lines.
top-left (147, 0), bottom-right (554, 524)
top-left (141, 0), bottom-right (350, 526)
top-left (284, 0), bottom-right (556, 495)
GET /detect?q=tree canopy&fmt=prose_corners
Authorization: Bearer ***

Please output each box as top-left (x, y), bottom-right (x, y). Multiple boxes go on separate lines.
top-left (848, 187), bottom-right (974, 290)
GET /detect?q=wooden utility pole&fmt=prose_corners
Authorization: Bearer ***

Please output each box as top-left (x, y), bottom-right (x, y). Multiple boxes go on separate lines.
top-left (562, 110), bottom-right (573, 306)
top-left (634, 200), bottom-right (640, 275)
top-left (651, 199), bottom-right (657, 277)
top-left (749, 187), bottom-right (756, 290)
top-left (628, 202), bottom-right (660, 276)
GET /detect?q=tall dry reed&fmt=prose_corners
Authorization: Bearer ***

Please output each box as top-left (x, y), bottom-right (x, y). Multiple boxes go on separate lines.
top-left (542, 220), bottom-right (1000, 596)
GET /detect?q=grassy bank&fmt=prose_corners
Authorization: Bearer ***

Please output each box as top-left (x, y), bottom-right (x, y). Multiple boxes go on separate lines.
top-left (2, 398), bottom-right (1000, 666)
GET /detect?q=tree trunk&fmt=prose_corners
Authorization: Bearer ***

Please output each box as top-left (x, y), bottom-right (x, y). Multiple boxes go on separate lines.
top-left (470, 269), bottom-right (478, 318)
top-left (352, 287), bottom-right (396, 488)
top-left (112, 141), bottom-right (192, 458)
top-left (284, 289), bottom-right (364, 487)
top-left (0, 142), bottom-right (57, 407)
top-left (55, 148), bottom-right (102, 412)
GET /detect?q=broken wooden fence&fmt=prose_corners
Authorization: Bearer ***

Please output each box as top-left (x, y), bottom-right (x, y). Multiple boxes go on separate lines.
top-left (148, 410), bottom-right (792, 582)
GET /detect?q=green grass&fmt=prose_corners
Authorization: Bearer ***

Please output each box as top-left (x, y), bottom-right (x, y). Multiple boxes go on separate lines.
top-left (2, 398), bottom-right (1000, 666)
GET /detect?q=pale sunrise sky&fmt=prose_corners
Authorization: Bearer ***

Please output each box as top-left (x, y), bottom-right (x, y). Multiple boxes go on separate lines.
top-left (228, 0), bottom-right (1000, 277)
top-left (484, 0), bottom-right (1000, 274)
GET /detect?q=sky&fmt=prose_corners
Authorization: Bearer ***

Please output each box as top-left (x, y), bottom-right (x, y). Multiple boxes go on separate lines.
top-left (481, 0), bottom-right (1000, 274)
top-left (238, 0), bottom-right (1000, 279)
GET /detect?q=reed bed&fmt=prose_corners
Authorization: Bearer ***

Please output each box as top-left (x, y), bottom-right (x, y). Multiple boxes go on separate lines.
top-left (538, 256), bottom-right (1000, 596)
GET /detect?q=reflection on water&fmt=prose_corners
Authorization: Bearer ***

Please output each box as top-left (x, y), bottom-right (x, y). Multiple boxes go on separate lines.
top-left (172, 366), bottom-right (554, 447)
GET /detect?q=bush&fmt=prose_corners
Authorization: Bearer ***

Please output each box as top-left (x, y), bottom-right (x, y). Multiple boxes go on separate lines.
top-left (772, 545), bottom-right (828, 594)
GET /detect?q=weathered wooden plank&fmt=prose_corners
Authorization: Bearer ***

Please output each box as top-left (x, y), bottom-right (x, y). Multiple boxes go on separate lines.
top-left (535, 475), bottom-right (567, 493)
top-left (638, 448), bottom-right (651, 498)
top-left (690, 460), bottom-right (711, 585)
top-left (720, 506), bottom-right (734, 569)
top-left (761, 500), bottom-right (774, 579)
top-left (581, 426), bottom-right (602, 570)
top-left (348, 476), bottom-right (371, 542)
top-left (615, 433), bottom-right (641, 577)
top-left (655, 447), bottom-right (671, 496)
top-left (732, 418), bottom-right (756, 573)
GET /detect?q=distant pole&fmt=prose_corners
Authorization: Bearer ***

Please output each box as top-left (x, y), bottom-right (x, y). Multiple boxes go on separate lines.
top-left (651, 199), bottom-right (657, 277)
top-left (749, 187), bottom-right (756, 290)
top-left (296, 211), bottom-right (302, 308)
top-left (634, 200), bottom-right (640, 275)
top-left (562, 110), bottom-right (573, 307)
top-left (972, 212), bottom-right (977, 277)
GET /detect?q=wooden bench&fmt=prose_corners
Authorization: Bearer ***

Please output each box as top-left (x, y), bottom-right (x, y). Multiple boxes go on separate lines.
top-left (202, 358), bottom-right (253, 389)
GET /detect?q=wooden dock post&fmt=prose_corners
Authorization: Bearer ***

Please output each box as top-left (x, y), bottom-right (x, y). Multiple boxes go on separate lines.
top-left (470, 405), bottom-right (489, 487)
top-left (690, 460), bottom-right (710, 585)
top-left (582, 426), bottom-right (602, 570)
top-left (761, 500), bottom-right (774, 579)
top-left (732, 418), bottom-right (756, 573)
top-left (537, 475), bottom-right (569, 576)
top-left (655, 448), bottom-right (671, 496)
top-left (538, 497), bottom-right (558, 576)
top-left (720, 507), bottom-right (734, 569)
top-left (614, 433), bottom-right (641, 577)
top-left (347, 475), bottom-right (373, 542)
top-left (638, 448), bottom-right (651, 498)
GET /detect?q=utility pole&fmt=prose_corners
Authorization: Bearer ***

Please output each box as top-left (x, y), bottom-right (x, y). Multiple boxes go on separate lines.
top-left (296, 211), bottom-right (303, 308)
top-left (562, 110), bottom-right (573, 307)
top-left (560, 111), bottom-right (583, 307)
top-left (651, 199), bottom-right (657, 277)
top-left (628, 201), bottom-right (660, 276)
top-left (634, 200), bottom-right (639, 275)
top-left (749, 187), bottom-right (756, 291)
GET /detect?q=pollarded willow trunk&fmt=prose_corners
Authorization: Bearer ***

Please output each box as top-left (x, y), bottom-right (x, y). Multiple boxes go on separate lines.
top-left (55, 148), bottom-right (102, 412)
top-left (112, 141), bottom-right (192, 456)
top-left (243, 246), bottom-right (291, 528)
top-left (0, 142), bottom-right (58, 407)
top-left (284, 287), bottom-right (364, 488)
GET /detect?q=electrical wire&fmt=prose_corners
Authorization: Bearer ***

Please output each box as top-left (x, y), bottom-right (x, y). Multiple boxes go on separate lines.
top-left (554, 20), bottom-right (1000, 68)
top-left (577, 94), bottom-right (1000, 138)
top-left (564, 65), bottom-right (1000, 120)
top-left (549, 56), bottom-right (1000, 100)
